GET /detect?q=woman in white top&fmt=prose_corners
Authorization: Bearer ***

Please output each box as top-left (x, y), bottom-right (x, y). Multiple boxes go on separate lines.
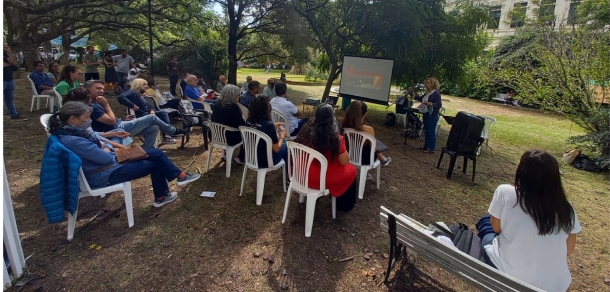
top-left (481, 150), bottom-right (581, 292)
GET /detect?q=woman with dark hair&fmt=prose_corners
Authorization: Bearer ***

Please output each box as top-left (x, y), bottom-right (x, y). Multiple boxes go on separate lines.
top-left (414, 77), bottom-right (442, 154)
top-left (295, 104), bottom-right (358, 212)
top-left (342, 100), bottom-right (391, 168)
top-left (47, 62), bottom-right (60, 84)
top-left (48, 101), bottom-right (200, 207)
top-left (246, 95), bottom-right (288, 168)
top-left (103, 51), bottom-right (118, 93)
top-left (479, 150), bottom-right (581, 291)
top-left (279, 72), bottom-right (286, 82)
top-left (56, 65), bottom-right (82, 96)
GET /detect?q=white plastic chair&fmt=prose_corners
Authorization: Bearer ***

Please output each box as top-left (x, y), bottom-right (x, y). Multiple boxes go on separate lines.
top-left (68, 168), bottom-right (134, 240)
top-left (206, 122), bottom-right (243, 177)
top-left (435, 107), bottom-right (446, 136)
top-left (271, 109), bottom-right (296, 140)
top-left (191, 100), bottom-right (213, 117)
top-left (27, 76), bottom-right (52, 112)
top-left (39, 114), bottom-right (135, 240)
top-left (395, 114), bottom-right (407, 128)
top-left (51, 87), bottom-right (64, 112)
top-left (343, 128), bottom-right (380, 199)
top-left (237, 103), bottom-right (249, 122)
top-left (238, 127), bottom-right (286, 205)
top-left (477, 115), bottom-right (497, 155)
top-left (40, 114), bottom-right (52, 136)
top-left (282, 141), bottom-right (335, 237)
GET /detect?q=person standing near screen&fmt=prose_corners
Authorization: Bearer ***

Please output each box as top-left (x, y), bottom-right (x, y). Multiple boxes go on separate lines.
top-left (414, 77), bottom-right (442, 154)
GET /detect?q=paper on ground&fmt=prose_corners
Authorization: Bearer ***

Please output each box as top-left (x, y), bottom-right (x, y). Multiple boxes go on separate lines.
top-left (200, 191), bottom-right (216, 198)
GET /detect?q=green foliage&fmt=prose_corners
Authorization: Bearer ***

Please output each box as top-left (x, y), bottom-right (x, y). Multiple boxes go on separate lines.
top-left (578, 0), bottom-right (610, 28)
top-left (151, 40), bottom-right (228, 83)
top-left (442, 57), bottom-right (496, 100)
top-left (489, 25), bottom-right (610, 166)
top-left (316, 54), bottom-right (330, 74)
top-left (304, 64), bottom-right (327, 82)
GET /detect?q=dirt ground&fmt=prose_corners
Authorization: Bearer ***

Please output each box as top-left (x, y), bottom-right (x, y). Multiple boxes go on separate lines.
top-left (3, 71), bottom-right (609, 291)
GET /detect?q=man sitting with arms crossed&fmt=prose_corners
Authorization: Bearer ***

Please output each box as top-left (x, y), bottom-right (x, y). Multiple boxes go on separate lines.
top-left (29, 60), bottom-right (56, 97)
top-left (85, 80), bottom-right (188, 149)
top-left (270, 82), bottom-right (308, 136)
top-left (263, 78), bottom-right (276, 98)
top-left (240, 80), bottom-right (259, 108)
top-left (217, 74), bottom-right (227, 91)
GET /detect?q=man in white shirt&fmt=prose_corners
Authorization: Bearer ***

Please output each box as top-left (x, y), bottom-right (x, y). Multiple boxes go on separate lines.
top-left (269, 82), bottom-right (308, 136)
top-left (263, 78), bottom-right (276, 98)
top-left (241, 76), bottom-right (252, 93)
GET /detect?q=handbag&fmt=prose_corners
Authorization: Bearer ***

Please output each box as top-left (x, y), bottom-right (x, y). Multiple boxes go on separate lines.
top-left (115, 145), bottom-right (149, 163)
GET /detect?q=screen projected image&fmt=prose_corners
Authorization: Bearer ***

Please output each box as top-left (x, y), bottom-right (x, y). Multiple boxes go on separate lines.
top-left (339, 56), bottom-right (394, 105)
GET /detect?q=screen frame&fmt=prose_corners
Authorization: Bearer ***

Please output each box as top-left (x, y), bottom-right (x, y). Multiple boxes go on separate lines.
top-left (338, 55), bottom-right (395, 106)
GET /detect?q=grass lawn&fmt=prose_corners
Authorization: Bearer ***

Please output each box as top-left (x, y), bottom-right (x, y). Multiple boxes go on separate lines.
top-left (3, 69), bottom-right (609, 291)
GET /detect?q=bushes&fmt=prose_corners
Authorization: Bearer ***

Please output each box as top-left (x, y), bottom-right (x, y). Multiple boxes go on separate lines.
top-left (304, 64), bottom-right (327, 81)
top-left (151, 41), bottom-right (228, 85)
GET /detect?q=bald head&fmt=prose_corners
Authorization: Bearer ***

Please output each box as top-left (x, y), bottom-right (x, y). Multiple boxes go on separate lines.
top-left (186, 75), bottom-right (198, 86)
top-left (219, 75), bottom-right (227, 84)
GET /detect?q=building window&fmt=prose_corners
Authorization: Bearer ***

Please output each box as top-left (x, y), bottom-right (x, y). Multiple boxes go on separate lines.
top-left (488, 6), bottom-right (502, 29)
top-left (539, 0), bottom-right (556, 25)
top-left (568, 1), bottom-right (580, 24)
top-left (509, 2), bottom-right (528, 28)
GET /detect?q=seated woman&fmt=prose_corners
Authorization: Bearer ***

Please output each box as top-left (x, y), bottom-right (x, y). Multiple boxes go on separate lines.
top-left (56, 65), bottom-right (83, 97)
top-left (48, 102), bottom-right (200, 207)
top-left (479, 150), bottom-right (581, 291)
top-left (62, 88), bottom-right (131, 145)
top-left (279, 72), bottom-right (286, 82)
top-left (295, 104), bottom-right (358, 212)
top-left (47, 62), bottom-right (60, 84)
top-left (211, 84), bottom-right (246, 164)
top-left (117, 78), bottom-right (177, 144)
top-left (146, 79), bottom-right (181, 110)
top-left (342, 100), bottom-right (391, 168)
top-left (246, 95), bottom-right (288, 168)
top-left (414, 77), bottom-right (442, 154)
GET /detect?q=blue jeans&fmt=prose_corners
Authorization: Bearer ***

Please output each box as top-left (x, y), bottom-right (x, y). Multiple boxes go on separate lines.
top-left (3, 80), bottom-right (18, 117)
top-left (272, 141), bottom-right (288, 166)
top-left (290, 118), bottom-right (309, 136)
top-left (154, 111), bottom-right (171, 125)
top-left (117, 72), bottom-right (128, 90)
top-left (423, 113), bottom-right (439, 151)
top-left (481, 233), bottom-right (498, 268)
top-left (107, 149), bottom-right (182, 199)
top-left (118, 115), bottom-right (177, 149)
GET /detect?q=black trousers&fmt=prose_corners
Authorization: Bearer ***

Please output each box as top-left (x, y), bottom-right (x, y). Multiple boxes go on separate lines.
top-left (85, 72), bottom-right (100, 81)
top-left (169, 75), bottom-right (179, 96)
top-left (335, 178), bottom-right (358, 212)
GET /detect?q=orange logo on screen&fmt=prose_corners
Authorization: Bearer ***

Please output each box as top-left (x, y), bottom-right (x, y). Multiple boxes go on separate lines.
top-left (345, 65), bottom-right (383, 89)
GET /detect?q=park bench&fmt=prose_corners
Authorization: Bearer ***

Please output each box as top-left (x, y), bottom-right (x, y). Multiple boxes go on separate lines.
top-left (379, 206), bottom-right (544, 292)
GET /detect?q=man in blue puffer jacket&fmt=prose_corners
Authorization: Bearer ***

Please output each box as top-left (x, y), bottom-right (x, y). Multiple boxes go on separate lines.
top-left (40, 135), bottom-right (82, 224)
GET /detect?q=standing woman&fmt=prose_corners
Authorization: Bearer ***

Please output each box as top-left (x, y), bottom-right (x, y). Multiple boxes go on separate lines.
top-left (414, 77), bottom-right (442, 154)
top-left (47, 62), bottom-right (61, 84)
top-left (479, 150), bottom-right (581, 291)
top-left (295, 104), bottom-right (358, 212)
top-left (103, 51), bottom-right (118, 93)
top-left (56, 65), bottom-right (83, 97)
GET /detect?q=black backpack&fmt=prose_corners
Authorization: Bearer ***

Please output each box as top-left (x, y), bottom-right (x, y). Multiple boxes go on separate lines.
top-left (385, 113), bottom-right (397, 127)
top-left (431, 222), bottom-right (482, 260)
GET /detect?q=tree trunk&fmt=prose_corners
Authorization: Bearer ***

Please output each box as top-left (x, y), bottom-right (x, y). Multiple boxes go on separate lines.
top-left (61, 32), bottom-right (71, 65)
top-left (227, 30), bottom-right (238, 85)
top-left (21, 36), bottom-right (41, 71)
top-left (322, 63), bottom-right (339, 101)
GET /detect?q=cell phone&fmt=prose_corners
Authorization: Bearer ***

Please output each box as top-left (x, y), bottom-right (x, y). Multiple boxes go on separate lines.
top-left (279, 125), bottom-right (285, 131)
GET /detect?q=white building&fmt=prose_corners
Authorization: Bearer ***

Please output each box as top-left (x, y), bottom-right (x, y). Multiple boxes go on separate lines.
top-left (447, 0), bottom-right (581, 46)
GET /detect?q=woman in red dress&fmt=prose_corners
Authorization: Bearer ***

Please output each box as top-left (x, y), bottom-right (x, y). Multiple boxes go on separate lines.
top-left (295, 104), bottom-right (358, 211)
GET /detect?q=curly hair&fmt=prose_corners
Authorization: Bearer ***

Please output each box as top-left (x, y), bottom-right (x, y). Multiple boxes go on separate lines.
top-left (296, 103), bottom-right (341, 159)
top-left (247, 95), bottom-right (271, 123)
